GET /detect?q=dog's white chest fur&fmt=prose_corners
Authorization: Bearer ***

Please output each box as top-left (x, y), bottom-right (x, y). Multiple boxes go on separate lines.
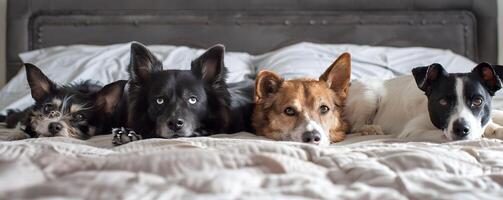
top-left (344, 75), bottom-right (439, 140)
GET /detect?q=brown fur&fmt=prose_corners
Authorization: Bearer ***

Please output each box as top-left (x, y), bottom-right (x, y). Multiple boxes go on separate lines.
top-left (252, 53), bottom-right (352, 144)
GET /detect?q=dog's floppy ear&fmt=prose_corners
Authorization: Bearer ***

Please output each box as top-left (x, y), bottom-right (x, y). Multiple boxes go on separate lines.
top-left (255, 70), bottom-right (284, 101)
top-left (129, 42), bottom-right (162, 82)
top-left (471, 62), bottom-right (502, 95)
top-left (412, 63), bottom-right (448, 93)
top-left (191, 44), bottom-right (227, 84)
top-left (95, 80), bottom-right (127, 114)
top-left (319, 52), bottom-right (351, 98)
top-left (25, 63), bottom-right (57, 103)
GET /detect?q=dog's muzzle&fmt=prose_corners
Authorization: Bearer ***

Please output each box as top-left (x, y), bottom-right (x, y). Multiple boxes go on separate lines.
top-left (302, 131), bottom-right (321, 144)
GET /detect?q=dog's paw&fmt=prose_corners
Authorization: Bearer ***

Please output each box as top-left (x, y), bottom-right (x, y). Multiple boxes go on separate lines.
top-left (112, 127), bottom-right (142, 146)
top-left (358, 125), bottom-right (384, 136)
top-left (484, 124), bottom-right (503, 139)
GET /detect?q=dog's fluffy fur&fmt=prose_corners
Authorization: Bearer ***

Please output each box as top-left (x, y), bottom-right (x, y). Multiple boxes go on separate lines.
top-left (6, 64), bottom-right (126, 139)
top-left (112, 43), bottom-right (254, 145)
top-left (252, 53), bottom-right (351, 146)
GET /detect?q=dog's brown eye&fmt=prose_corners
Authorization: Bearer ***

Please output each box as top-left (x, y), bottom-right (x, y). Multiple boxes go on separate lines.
top-left (472, 97), bottom-right (484, 107)
top-left (320, 105), bottom-right (330, 114)
top-left (155, 97), bottom-right (164, 105)
top-left (74, 114), bottom-right (85, 121)
top-left (439, 99), bottom-right (448, 106)
top-left (284, 107), bottom-right (296, 116)
top-left (43, 104), bottom-right (54, 112)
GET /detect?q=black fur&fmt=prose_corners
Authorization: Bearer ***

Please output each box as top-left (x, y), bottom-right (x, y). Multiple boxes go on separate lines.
top-left (413, 63), bottom-right (501, 140)
top-left (6, 64), bottom-right (127, 139)
top-left (114, 43), bottom-right (253, 144)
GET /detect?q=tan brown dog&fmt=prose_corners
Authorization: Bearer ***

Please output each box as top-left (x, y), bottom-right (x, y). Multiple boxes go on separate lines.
top-left (252, 53), bottom-right (351, 146)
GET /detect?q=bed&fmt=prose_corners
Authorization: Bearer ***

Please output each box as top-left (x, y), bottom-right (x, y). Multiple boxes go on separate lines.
top-left (2, 0), bottom-right (503, 199)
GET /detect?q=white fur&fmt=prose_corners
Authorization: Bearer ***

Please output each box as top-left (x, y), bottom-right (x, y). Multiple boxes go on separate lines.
top-left (287, 112), bottom-right (330, 146)
top-left (444, 78), bottom-right (484, 139)
top-left (33, 111), bottom-right (74, 138)
top-left (345, 75), bottom-right (485, 141)
top-left (305, 114), bottom-right (330, 146)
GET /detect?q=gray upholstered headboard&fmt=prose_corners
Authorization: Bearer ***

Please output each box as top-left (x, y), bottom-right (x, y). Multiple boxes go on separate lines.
top-left (6, 0), bottom-right (498, 82)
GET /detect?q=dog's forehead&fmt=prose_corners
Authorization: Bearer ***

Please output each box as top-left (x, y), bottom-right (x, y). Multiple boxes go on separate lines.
top-left (433, 74), bottom-right (489, 97)
top-left (40, 95), bottom-right (94, 114)
top-left (461, 77), bottom-right (491, 98)
top-left (149, 70), bottom-right (205, 95)
top-left (39, 89), bottom-right (87, 104)
top-left (51, 98), bottom-right (62, 107)
top-left (430, 75), bottom-right (457, 95)
top-left (278, 80), bottom-right (335, 107)
top-left (151, 70), bottom-right (179, 85)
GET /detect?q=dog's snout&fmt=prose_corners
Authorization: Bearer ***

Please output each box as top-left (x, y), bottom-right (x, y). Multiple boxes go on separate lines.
top-left (48, 122), bottom-right (63, 134)
top-left (168, 119), bottom-right (184, 131)
top-left (452, 119), bottom-right (470, 138)
top-left (302, 131), bottom-right (321, 144)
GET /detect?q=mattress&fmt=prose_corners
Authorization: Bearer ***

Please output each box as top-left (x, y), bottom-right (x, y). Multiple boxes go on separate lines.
top-left (2, 125), bottom-right (503, 199)
top-left (2, 95), bottom-right (503, 199)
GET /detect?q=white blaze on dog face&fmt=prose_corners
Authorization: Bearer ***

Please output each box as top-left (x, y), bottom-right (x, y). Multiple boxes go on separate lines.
top-left (23, 63), bottom-right (127, 140)
top-left (413, 63), bottom-right (501, 141)
top-left (30, 96), bottom-right (96, 139)
top-left (253, 53), bottom-right (351, 146)
top-left (253, 79), bottom-right (347, 146)
top-left (444, 78), bottom-right (487, 140)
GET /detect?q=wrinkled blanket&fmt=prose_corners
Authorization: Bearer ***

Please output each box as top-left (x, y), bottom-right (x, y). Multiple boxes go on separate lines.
top-left (1, 129), bottom-right (503, 200)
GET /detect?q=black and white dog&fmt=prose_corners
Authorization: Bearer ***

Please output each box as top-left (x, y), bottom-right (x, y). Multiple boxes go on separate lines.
top-left (6, 64), bottom-right (127, 139)
top-left (112, 43), bottom-right (254, 145)
top-left (345, 63), bottom-right (501, 141)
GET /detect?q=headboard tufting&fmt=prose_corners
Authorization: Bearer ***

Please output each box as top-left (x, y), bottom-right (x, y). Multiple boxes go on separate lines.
top-left (6, 0), bottom-right (498, 81)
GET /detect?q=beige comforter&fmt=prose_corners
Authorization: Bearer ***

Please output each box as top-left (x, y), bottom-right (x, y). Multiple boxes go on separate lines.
top-left (1, 129), bottom-right (503, 200)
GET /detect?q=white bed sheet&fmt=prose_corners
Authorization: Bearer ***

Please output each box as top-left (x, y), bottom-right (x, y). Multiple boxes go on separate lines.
top-left (1, 127), bottom-right (503, 199)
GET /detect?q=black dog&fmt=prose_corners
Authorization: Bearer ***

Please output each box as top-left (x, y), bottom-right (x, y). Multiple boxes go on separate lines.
top-left (4, 64), bottom-right (126, 139)
top-left (112, 43), bottom-right (254, 145)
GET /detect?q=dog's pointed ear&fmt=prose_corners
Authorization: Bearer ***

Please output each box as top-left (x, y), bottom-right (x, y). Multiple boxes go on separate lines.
top-left (471, 62), bottom-right (502, 95)
top-left (95, 80), bottom-right (127, 114)
top-left (319, 52), bottom-right (351, 98)
top-left (491, 64), bottom-right (503, 81)
top-left (129, 42), bottom-right (162, 82)
top-left (412, 63), bottom-right (448, 93)
top-left (191, 44), bottom-right (227, 83)
top-left (25, 63), bottom-right (57, 102)
top-left (255, 70), bottom-right (284, 101)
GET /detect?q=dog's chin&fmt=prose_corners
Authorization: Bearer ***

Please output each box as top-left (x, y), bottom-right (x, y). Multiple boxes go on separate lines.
top-left (444, 132), bottom-right (481, 141)
top-left (283, 133), bottom-right (330, 147)
top-left (444, 126), bottom-right (483, 141)
top-left (36, 129), bottom-right (89, 139)
top-left (156, 126), bottom-right (199, 138)
top-left (318, 139), bottom-right (330, 147)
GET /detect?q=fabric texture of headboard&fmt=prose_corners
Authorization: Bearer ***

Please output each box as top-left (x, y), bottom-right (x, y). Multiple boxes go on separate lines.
top-left (6, 0), bottom-right (498, 81)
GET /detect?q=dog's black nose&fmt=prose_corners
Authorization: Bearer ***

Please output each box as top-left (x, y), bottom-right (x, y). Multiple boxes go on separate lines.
top-left (452, 119), bottom-right (470, 137)
top-left (302, 131), bottom-right (321, 144)
top-left (48, 122), bottom-right (63, 134)
top-left (168, 119), bottom-right (184, 131)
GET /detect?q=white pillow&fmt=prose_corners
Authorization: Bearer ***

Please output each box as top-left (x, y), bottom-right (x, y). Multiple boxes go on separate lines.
top-left (254, 42), bottom-right (477, 80)
top-left (0, 42), bottom-right (254, 113)
top-left (0, 42), bottom-right (483, 114)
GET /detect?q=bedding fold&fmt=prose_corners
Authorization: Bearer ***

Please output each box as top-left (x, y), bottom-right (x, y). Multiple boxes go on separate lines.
top-left (1, 134), bottom-right (503, 199)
